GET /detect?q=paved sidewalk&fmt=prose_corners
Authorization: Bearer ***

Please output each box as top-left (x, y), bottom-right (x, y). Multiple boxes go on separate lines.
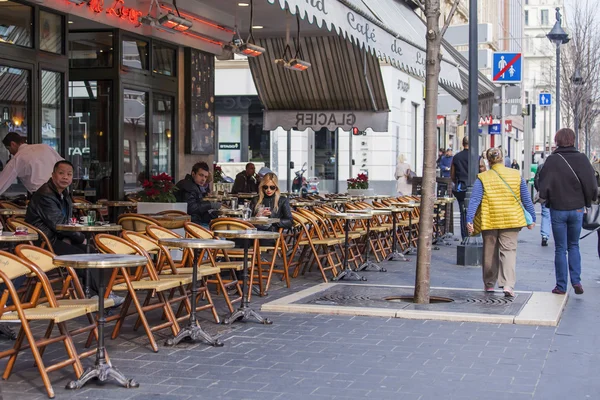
top-left (1, 221), bottom-right (599, 400)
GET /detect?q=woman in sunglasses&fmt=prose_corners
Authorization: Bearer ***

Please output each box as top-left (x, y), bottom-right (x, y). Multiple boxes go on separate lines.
top-left (249, 172), bottom-right (293, 231)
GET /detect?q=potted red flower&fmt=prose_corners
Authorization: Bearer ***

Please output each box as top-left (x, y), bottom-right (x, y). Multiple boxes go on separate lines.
top-left (347, 173), bottom-right (375, 196)
top-left (136, 173), bottom-right (188, 215)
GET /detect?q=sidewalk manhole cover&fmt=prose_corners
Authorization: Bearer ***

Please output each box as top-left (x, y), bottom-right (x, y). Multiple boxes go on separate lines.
top-left (384, 296), bottom-right (453, 304)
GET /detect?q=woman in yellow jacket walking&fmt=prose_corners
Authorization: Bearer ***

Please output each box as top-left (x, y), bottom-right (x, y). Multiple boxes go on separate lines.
top-left (466, 148), bottom-right (536, 297)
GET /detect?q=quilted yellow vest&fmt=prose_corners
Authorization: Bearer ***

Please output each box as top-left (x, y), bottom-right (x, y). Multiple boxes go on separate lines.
top-left (473, 163), bottom-right (526, 234)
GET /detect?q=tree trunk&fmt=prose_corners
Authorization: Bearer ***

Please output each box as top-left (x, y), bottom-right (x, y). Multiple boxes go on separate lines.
top-left (414, 0), bottom-right (443, 304)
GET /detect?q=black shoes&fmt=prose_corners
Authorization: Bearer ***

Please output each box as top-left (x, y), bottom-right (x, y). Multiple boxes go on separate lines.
top-left (541, 237), bottom-right (548, 247)
top-left (0, 323), bottom-right (17, 340)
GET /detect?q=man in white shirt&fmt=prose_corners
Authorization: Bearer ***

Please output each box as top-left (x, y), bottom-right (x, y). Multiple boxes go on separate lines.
top-left (0, 132), bottom-right (63, 196)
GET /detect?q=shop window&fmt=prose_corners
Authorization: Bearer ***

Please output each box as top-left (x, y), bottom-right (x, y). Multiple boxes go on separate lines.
top-left (123, 89), bottom-right (148, 192)
top-left (152, 94), bottom-right (173, 177)
top-left (153, 43), bottom-right (176, 76)
top-left (41, 70), bottom-right (62, 152)
top-left (217, 116), bottom-right (242, 162)
top-left (0, 1), bottom-right (32, 48)
top-left (0, 65), bottom-right (29, 193)
top-left (69, 31), bottom-right (114, 68)
top-left (68, 80), bottom-right (112, 200)
top-left (40, 10), bottom-right (63, 54)
top-left (122, 38), bottom-right (149, 70)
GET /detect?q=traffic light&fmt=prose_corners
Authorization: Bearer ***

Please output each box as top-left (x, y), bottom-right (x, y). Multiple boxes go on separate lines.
top-left (352, 127), bottom-right (360, 136)
top-left (531, 104), bottom-right (536, 129)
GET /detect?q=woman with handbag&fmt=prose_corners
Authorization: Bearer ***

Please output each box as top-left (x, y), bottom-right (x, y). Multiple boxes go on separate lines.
top-left (466, 148), bottom-right (536, 297)
top-left (538, 128), bottom-right (598, 295)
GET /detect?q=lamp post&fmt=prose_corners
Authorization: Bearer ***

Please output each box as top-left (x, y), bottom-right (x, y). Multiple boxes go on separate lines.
top-left (571, 67), bottom-right (584, 151)
top-left (546, 7), bottom-right (570, 132)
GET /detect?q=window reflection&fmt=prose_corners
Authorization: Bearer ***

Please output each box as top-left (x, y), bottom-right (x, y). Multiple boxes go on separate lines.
top-left (152, 43), bottom-right (175, 76)
top-left (69, 31), bottom-right (114, 68)
top-left (152, 94), bottom-right (173, 177)
top-left (123, 39), bottom-right (148, 70)
top-left (40, 11), bottom-right (63, 54)
top-left (0, 1), bottom-right (32, 48)
top-left (42, 70), bottom-right (62, 152)
top-left (123, 89), bottom-right (148, 192)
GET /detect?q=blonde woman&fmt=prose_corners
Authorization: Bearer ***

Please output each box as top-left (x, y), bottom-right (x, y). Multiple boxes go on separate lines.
top-left (394, 154), bottom-right (413, 195)
top-left (466, 148), bottom-right (536, 297)
top-left (249, 172), bottom-right (293, 230)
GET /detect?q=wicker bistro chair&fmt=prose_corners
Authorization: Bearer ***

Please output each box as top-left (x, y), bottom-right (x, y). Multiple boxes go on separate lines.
top-left (288, 211), bottom-right (343, 282)
top-left (94, 234), bottom-right (193, 352)
top-left (117, 213), bottom-right (161, 233)
top-left (345, 203), bottom-right (392, 263)
top-left (145, 224), bottom-right (192, 268)
top-left (121, 230), bottom-right (225, 323)
top-left (0, 201), bottom-right (23, 210)
top-left (6, 218), bottom-right (53, 252)
top-left (0, 251), bottom-right (98, 399)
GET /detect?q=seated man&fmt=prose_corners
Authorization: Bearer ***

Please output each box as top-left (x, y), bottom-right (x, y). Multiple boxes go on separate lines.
top-left (231, 162), bottom-right (258, 194)
top-left (175, 162), bottom-right (221, 227)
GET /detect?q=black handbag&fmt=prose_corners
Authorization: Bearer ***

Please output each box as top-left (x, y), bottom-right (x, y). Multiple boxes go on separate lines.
top-left (582, 204), bottom-right (600, 231)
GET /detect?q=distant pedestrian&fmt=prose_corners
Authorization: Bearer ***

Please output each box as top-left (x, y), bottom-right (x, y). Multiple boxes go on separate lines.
top-left (466, 148), bottom-right (536, 298)
top-left (479, 150), bottom-right (488, 172)
top-left (534, 158), bottom-right (551, 247)
top-left (439, 149), bottom-right (453, 178)
top-left (539, 128), bottom-right (598, 295)
top-left (394, 154), bottom-right (413, 196)
top-left (511, 159), bottom-right (520, 170)
top-left (451, 137), bottom-right (469, 240)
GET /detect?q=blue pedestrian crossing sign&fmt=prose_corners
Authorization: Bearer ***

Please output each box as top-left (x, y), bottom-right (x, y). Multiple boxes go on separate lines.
top-left (492, 52), bottom-right (522, 83)
top-left (539, 93), bottom-right (552, 107)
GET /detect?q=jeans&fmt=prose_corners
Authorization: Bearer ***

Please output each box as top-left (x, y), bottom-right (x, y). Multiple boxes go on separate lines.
top-left (540, 204), bottom-right (551, 239)
top-left (453, 190), bottom-right (467, 240)
top-left (550, 208), bottom-right (584, 292)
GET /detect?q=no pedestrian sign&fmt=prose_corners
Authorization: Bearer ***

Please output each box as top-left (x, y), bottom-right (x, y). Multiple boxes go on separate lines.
top-left (492, 52), bottom-right (522, 83)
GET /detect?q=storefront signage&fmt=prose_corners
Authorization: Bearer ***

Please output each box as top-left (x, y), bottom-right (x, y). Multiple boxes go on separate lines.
top-left (218, 142), bottom-right (241, 150)
top-left (264, 110), bottom-right (388, 132)
top-left (347, 12), bottom-right (376, 44)
top-left (397, 78), bottom-right (410, 92)
top-left (68, 147), bottom-right (90, 156)
top-left (83, 0), bottom-right (143, 27)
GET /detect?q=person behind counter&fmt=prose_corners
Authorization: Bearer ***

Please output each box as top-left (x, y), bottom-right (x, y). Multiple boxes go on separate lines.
top-left (231, 163), bottom-right (258, 194)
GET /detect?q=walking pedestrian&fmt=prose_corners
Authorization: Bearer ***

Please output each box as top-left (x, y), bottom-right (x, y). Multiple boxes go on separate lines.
top-left (439, 149), bottom-right (453, 178)
top-left (534, 157), bottom-right (551, 246)
top-left (466, 148), bottom-right (536, 297)
top-left (394, 154), bottom-right (412, 196)
top-left (511, 159), bottom-right (520, 170)
top-left (539, 128), bottom-right (598, 295)
top-left (451, 137), bottom-right (469, 240)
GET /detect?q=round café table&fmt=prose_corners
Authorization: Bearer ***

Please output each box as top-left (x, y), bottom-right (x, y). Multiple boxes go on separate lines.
top-left (218, 209), bottom-right (244, 217)
top-left (54, 254), bottom-right (146, 391)
top-left (0, 208), bottom-right (26, 216)
top-left (97, 201), bottom-right (137, 222)
top-left (246, 217), bottom-right (280, 226)
top-left (142, 214), bottom-right (191, 230)
top-left (0, 231), bottom-right (38, 252)
top-left (157, 238), bottom-right (235, 347)
top-left (347, 209), bottom-right (393, 271)
top-left (326, 213), bottom-right (372, 281)
top-left (56, 224), bottom-right (123, 297)
top-left (385, 208), bottom-right (412, 262)
top-left (213, 229), bottom-right (279, 325)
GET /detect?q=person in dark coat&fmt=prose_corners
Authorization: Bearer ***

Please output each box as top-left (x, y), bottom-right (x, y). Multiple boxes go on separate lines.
top-left (175, 162), bottom-right (221, 226)
top-left (231, 163), bottom-right (258, 194)
top-left (539, 128), bottom-right (598, 295)
top-left (439, 149), bottom-right (453, 178)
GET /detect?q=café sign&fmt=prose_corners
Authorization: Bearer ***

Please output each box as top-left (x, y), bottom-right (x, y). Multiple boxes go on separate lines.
top-left (263, 110), bottom-right (388, 132)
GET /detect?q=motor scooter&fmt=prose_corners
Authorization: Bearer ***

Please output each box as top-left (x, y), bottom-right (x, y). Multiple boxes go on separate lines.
top-left (291, 163), bottom-right (320, 196)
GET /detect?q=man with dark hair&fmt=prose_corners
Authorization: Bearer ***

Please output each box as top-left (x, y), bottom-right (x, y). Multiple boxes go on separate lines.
top-left (231, 162), bottom-right (258, 194)
top-left (175, 162), bottom-right (221, 226)
top-left (451, 136), bottom-right (470, 239)
top-left (0, 132), bottom-right (63, 195)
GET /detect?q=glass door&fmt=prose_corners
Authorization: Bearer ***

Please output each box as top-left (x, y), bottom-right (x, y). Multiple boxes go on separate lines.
top-left (123, 89), bottom-right (148, 193)
top-left (314, 128), bottom-right (338, 194)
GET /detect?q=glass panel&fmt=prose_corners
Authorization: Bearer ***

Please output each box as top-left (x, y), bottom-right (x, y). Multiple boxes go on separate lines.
top-left (152, 43), bottom-right (175, 76)
top-left (41, 70), bottom-right (62, 152)
top-left (0, 1), bottom-right (32, 48)
top-left (69, 31), bottom-right (114, 68)
top-left (314, 128), bottom-right (338, 194)
top-left (217, 116), bottom-right (242, 162)
top-left (152, 94), bottom-right (173, 177)
top-left (40, 10), bottom-right (63, 54)
top-left (123, 89), bottom-right (148, 193)
top-left (123, 38), bottom-right (149, 70)
top-left (0, 65), bottom-right (29, 195)
top-left (68, 80), bottom-right (112, 200)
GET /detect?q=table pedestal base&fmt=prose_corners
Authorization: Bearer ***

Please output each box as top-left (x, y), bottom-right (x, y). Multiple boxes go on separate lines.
top-left (403, 247), bottom-right (417, 255)
top-left (166, 322), bottom-right (224, 347)
top-left (385, 251), bottom-right (409, 262)
top-left (357, 260), bottom-right (386, 272)
top-left (223, 307), bottom-right (272, 325)
top-left (66, 361), bottom-right (138, 390)
top-left (333, 268), bottom-right (367, 281)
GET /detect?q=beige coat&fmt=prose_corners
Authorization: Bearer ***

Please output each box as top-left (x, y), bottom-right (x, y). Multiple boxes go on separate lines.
top-left (395, 162), bottom-right (413, 195)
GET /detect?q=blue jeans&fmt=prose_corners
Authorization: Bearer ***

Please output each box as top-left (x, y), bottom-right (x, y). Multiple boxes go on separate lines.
top-left (550, 208), bottom-right (584, 291)
top-left (541, 204), bottom-right (551, 239)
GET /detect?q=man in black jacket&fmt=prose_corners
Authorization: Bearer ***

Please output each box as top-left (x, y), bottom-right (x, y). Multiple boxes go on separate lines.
top-left (175, 162), bottom-right (221, 226)
top-left (231, 163), bottom-right (258, 194)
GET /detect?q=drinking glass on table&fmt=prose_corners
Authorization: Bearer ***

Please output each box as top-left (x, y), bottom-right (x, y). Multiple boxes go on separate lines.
top-left (87, 211), bottom-right (97, 226)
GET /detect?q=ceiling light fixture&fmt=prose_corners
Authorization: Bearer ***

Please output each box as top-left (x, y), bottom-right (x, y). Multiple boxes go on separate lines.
top-left (238, 2), bottom-right (250, 6)
top-left (252, 25), bottom-right (263, 29)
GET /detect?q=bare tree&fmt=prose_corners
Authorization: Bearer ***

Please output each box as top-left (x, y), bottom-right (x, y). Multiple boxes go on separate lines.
top-left (560, 0), bottom-right (600, 155)
top-left (413, 0), bottom-right (461, 303)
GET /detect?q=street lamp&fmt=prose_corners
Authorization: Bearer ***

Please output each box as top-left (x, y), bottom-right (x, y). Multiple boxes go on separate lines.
top-left (546, 8), bottom-right (570, 134)
top-left (571, 67), bottom-right (584, 151)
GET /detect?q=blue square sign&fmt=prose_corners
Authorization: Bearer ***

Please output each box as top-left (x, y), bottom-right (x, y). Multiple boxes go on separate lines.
top-left (539, 93), bottom-right (552, 107)
top-left (492, 53), bottom-right (522, 83)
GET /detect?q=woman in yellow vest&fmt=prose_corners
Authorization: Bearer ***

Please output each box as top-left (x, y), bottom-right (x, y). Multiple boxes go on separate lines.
top-left (466, 148), bottom-right (536, 297)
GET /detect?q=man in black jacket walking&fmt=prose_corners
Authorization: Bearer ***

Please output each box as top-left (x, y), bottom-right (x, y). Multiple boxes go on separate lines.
top-left (175, 162), bottom-right (221, 226)
top-left (539, 128), bottom-right (598, 295)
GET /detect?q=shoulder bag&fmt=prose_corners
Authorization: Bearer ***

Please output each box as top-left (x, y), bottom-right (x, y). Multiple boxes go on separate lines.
top-left (557, 153), bottom-right (600, 231)
top-left (491, 170), bottom-right (534, 226)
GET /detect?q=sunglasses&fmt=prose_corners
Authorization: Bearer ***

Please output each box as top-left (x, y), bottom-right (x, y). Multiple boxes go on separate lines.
top-left (262, 185), bottom-right (277, 191)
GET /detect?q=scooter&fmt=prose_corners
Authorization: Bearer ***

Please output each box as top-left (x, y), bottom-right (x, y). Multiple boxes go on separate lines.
top-left (292, 163), bottom-right (320, 196)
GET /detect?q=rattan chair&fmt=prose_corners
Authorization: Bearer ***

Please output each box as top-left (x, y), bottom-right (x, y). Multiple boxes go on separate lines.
top-left (117, 213), bottom-right (161, 233)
